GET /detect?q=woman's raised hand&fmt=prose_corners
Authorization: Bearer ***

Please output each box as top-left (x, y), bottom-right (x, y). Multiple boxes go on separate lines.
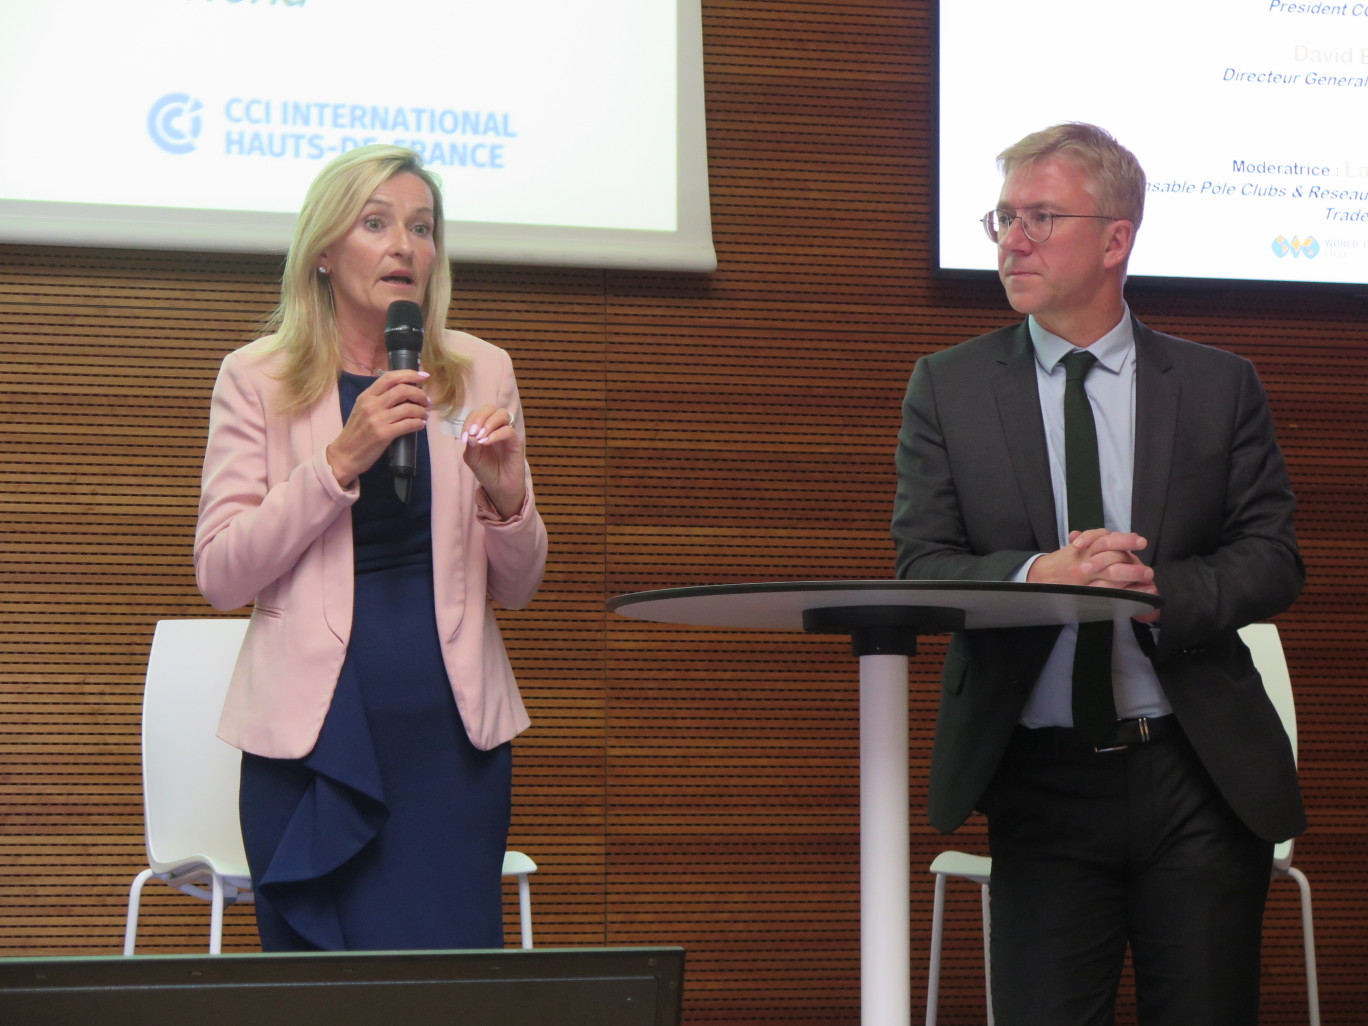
top-left (325, 370), bottom-right (430, 487)
top-left (461, 404), bottom-right (525, 519)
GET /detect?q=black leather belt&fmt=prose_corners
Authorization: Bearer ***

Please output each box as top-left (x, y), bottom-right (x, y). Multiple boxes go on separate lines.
top-left (1011, 714), bottom-right (1182, 756)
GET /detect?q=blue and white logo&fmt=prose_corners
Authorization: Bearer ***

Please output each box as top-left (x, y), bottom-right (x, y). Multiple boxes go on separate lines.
top-left (148, 93), bottom-right (204, 155)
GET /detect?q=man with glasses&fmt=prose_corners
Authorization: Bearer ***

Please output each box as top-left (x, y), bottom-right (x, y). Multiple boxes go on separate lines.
top-left (892, 123), bottom-right (1304, 1025)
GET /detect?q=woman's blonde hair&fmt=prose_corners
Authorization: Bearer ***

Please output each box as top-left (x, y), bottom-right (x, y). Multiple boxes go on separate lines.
top-left (263, 144), bottom-right (467, 413)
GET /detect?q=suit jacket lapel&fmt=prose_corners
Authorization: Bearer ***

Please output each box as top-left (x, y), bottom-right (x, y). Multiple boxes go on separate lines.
top-left (1131, 318), bottom-right (1178, 559)
top-left (993, 323), bottom-right (1059, 553)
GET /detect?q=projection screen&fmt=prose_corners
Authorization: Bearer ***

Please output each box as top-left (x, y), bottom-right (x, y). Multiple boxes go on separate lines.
top-left (0, 0), bottom-right (716, 272)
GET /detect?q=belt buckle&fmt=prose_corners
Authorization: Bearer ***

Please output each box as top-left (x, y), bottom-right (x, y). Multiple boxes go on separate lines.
top-left (1092, 716), bottom-right (1152, 754)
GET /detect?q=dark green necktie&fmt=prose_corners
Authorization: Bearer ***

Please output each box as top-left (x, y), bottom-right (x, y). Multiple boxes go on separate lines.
top-left (1062, 350), bottom-right (1116, 743)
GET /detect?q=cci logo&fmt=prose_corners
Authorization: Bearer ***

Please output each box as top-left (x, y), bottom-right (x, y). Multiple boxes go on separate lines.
top-left (1271, 235), bottom-right (1320, 259)
top-left (148, 93), bottom-right (204, 155)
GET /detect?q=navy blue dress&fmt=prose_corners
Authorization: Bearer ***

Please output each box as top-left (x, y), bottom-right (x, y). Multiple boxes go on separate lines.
top-left (239, 371), bottom-right (513, 951)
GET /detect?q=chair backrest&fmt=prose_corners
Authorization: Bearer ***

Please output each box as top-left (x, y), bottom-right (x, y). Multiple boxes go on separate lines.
top-left (1238, 622), bottom-right (1300, 865)
top-left (140, 618), bottom-right (250, 873)
top-left (1238, 622), bottom-right (1297, 762)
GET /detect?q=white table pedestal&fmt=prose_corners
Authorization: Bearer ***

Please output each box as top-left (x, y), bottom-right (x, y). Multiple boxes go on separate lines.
top-left (860, 652), bottom-right (910, 1026)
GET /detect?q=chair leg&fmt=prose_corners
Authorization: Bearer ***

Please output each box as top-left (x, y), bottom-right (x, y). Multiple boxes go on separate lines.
top-left (209, 872), bottom-right (226, 955)
top-left (123, 868), bottom-right (156, 956)
top-left (1285, 866), bottom-right (1320, 1026)
top-left (925, 873), bottom-right (948, 1025)
top-left (980, 883), bottom-right (994, 1026)
top-left (517, 873), bottom-right (533, 949)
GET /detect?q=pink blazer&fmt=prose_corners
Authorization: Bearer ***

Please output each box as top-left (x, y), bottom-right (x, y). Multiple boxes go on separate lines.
top-left (194, 329), bottom-right (547, 758)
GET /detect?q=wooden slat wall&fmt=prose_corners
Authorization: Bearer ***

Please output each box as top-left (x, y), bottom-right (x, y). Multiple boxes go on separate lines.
top-left (0, 1), bottom-right (1364, 1022)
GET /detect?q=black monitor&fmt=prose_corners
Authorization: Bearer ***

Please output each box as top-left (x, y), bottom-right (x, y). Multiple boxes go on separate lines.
top-left (0, 947), bottom-right (684, 1026)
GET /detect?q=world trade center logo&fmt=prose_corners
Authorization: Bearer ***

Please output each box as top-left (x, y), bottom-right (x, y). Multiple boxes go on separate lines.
top-left (1271, 235), bottom-right (1320, 259)
top-left (148, 93), bottom-right (204, 155)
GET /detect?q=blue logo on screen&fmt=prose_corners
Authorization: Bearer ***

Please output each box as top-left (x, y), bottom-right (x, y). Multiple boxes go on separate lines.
top-left (148, 93), bottom-right (204, 155)
top-left (1271, 235), bottom-right (1320, 259)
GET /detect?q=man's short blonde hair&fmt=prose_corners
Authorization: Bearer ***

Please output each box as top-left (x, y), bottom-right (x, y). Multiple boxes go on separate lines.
top-left (998, 122), bottom-right (1146, 230)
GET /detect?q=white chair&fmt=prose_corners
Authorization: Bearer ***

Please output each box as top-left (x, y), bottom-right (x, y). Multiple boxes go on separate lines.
top-left (923, 623), bottom-right (1319, 1026)
top-left (926, 849), bottom-right (993, 1025)
top-left (1240, 622), bottom-right (1320, 1026)
top-left (124, 618), bottom-right (539, 954)
top-left (502, 849), bottom-right (538, 949)
top-left (124, 618), bottom-right (253, 955)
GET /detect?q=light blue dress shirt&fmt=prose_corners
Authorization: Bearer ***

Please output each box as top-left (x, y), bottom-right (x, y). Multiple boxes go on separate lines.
top-left (1012, 308), bottom-right (1171, 727)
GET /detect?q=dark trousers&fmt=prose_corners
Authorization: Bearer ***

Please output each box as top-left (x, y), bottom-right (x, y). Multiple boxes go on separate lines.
top-left (981, 725), bottom-right (1273, 1026)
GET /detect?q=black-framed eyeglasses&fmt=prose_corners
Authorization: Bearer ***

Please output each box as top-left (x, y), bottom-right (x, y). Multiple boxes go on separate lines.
top-left (981, 208), bottom-right (1121, 244)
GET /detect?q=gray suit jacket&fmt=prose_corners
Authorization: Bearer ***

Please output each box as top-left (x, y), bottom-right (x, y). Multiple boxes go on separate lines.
top-left (892, 317), bottom-right (1305, 842)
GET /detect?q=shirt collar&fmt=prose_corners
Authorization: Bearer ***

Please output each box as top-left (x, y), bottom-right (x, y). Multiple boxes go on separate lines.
top-left (1029, 305), bottom-right (1135, 375)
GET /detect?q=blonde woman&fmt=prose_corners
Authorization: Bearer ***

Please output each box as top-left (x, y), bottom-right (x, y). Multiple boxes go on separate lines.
top-left (195, 145), bottom-right (546, 950)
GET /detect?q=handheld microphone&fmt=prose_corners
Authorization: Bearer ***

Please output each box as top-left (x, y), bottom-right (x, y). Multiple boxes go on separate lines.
top-left (384, 300), bottom-right (424, 503)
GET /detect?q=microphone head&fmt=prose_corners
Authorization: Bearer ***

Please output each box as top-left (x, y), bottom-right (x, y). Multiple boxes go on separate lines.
top-left (384, 300), bottom-right (424, 352)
